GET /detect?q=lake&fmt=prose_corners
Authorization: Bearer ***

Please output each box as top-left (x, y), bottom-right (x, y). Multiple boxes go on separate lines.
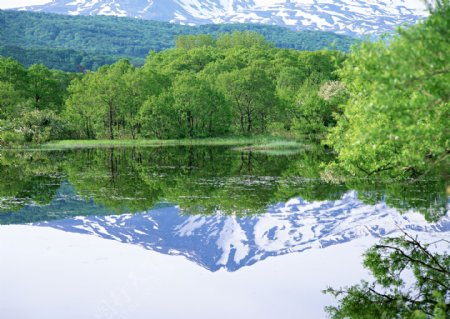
top-left (0, 146), bottom-right (448, 319)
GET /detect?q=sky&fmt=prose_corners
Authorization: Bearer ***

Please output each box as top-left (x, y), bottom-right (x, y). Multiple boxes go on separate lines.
top-left (0, 0), bottom-right (51, 9)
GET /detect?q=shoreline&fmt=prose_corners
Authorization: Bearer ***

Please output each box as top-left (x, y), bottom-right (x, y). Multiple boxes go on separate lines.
top-left (4, 136), bottom-right (306, 151)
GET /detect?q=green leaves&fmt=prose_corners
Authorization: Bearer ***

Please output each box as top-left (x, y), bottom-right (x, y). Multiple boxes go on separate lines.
top-left (218, 64), bottom-right (277, 135)
top-left (1, 29), bottom-right (346, 145)
top-left (78, 35), bottom-right (340, 140)
top-left (0, 81), bottom-right (25, 119)
top-left (325, 233), bottom-right (450, 319)
top-left (327, 2), bottom-right (450, 178)
top-left (64, 59), bottom-right (137, 139)
top-left (0, 58), bottom-right (72, 146)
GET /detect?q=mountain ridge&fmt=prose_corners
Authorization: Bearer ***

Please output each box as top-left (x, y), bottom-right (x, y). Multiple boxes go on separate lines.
top-left (16, 0), bottom-right (429, 36)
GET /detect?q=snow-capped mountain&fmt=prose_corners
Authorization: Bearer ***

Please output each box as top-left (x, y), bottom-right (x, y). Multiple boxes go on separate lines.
top-left (16, 0), bottom-right (429, 36)
top-left (36, 191), bottom-right (450, 272)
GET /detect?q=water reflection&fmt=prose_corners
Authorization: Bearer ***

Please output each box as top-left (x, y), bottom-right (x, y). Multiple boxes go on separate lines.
top-left (0, 146), bottom-right (447, 223)
top-left (35, 191), bottom-right (449, 272)
top-left (1, 146), bottom-right (448, 271)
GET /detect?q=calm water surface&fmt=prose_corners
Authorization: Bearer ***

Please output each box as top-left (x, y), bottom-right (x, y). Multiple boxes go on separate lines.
top-left (0, 146), bottom-right (448, 318)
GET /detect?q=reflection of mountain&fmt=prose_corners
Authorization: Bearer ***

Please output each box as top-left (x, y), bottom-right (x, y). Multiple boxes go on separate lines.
top-left (36, 191), bottom-right (450, 272)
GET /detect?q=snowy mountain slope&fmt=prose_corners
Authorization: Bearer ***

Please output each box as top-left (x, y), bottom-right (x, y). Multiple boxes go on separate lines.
top-left (16, 0), bottom-right (429, 36)
top-left (36, 191), bottom-right (450, 272)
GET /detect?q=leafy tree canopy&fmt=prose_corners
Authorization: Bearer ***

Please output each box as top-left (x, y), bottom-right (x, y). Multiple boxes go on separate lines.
top-left (326, 0), bottom-right (450, 179)
top-left (325, 231), bottom-right (450, 319)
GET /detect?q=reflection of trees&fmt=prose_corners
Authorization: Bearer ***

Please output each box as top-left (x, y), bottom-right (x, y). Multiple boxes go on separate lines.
top-left (275, 146), bottom-right (348, 202)
top-left (0, 151), bottom-right (62, 212)
top-left (64, 146), bottom-right (298, 215)
top-left (0, 146), bottom-right (447, 221)
top-left (62, 146), bottom-right (450, 220)
top-left (63, 148), bottom-right (162, 213)
top-left (347, 178), bottom-right (448, 222)
top-left (275, 146), bottom-right (448, 221)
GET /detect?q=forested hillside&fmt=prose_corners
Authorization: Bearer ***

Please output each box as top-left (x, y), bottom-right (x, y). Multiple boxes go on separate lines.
top-left (0, 45), bottom-right (127, 72)
top-left (0, 10), bottom-right (355, 71)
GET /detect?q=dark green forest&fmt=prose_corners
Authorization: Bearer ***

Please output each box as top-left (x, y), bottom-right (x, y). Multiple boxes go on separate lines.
top-left (0, 10), bottom-right (355, 71)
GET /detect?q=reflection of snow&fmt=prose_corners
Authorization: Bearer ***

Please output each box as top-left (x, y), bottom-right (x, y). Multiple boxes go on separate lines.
top-left (176, 216), bottom-right (207, 237)
top-left (36, 191), bottom-right (450, 272)
top-left (216, 218), bottom-right (249, 265)
top-left (254, 215), bottom-right (292, 252)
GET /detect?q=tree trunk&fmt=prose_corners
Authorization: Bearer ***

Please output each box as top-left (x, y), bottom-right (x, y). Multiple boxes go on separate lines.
top-left (108, 102), bottom-right (114, 140)
top-left (187, 110), bottom-right (194, 137)
top-left (208, 113), bottom-right (213, 136)
top-left (247, 110), bottom-right (252, 134)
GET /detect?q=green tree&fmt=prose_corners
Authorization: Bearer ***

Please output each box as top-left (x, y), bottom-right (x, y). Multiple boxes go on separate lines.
top-left (18, 109), bottom-right (65, 143)
top-left (216, 31), bottom-right (274, 50)
top-left (122, 67), bottom-right (166, 139)
top-left (64, 59), bottom-right (134, 139)
top-left (27, 64), bottom-right (71, 111)
top-left (218, 64), bottom-right (277, 134)
top-left (175, 34), bottom-right (216, 50)
top-left (0, 56), bottom-right (28, 93)
top-left (0, 81), bottom-right (26, 119)
top-left (139, 91), bottom-right (177, 139)
top-left (171, 73), bottom-right (230, 137)
top-left (64, 74), bottom-right (102, 139)
top-left (327, 1), bottom-right (450, 178)
top-left (325, 232), bottom-right (450, 319)
top-left (95, 60), bottom-right (134, 140)
top-left (292, 79), bottom-right (347, 139)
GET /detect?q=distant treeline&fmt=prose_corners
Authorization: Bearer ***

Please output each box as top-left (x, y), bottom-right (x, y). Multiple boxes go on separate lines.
top-left (0, 45), bottom-right (128, 72)
top-left (0, 10), bottom-right (356, 71)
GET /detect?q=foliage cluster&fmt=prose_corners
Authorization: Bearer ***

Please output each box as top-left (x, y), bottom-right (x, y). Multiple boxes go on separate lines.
top-left (66, 35), bottom-right (343, 139)
top-left (325, 0), bottom-right (450, 179)
top-left (325, 232), bottom-right (449, 319)
top-left (0, 31), bottom-right (341, 142)
top-left (321, 4), bottom-right (450, 312)
top-left (0, 58), bottom-right (75, 145)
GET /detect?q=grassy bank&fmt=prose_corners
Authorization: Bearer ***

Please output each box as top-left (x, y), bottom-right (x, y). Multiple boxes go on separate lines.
top-left (37, 136), bottom-right (305, 150)
top-left (232, 140), bottom-right (310, 155)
